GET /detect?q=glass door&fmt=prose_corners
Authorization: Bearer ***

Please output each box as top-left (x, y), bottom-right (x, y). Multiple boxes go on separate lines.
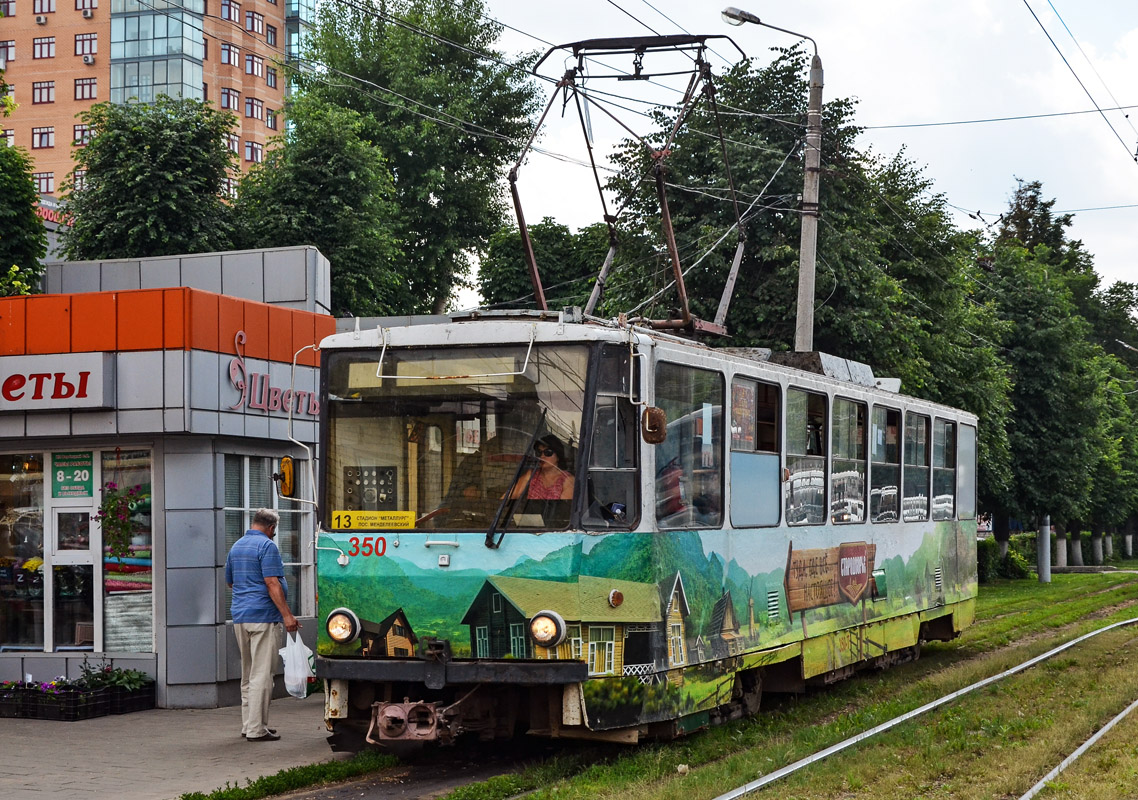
top-left (50, 509), bottom-right (97, 651)
top-left (0, 455), bottom-right (45, 652)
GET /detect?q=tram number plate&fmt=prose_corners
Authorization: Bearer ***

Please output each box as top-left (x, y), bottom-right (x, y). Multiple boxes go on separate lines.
top-left (331, 510), bottom-right (415, 530)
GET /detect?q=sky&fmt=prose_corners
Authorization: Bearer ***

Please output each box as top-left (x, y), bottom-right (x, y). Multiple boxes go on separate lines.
top-left (460, 0), bottom-right (1138, 306)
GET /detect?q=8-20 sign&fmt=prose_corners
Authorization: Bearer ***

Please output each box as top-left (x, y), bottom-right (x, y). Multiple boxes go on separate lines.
top-left (52, 451), bottom-right (94, 498)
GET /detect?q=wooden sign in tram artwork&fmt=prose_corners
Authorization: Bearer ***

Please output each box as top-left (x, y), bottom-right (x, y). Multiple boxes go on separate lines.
top-left (784, 541), bottom-right (877, 635)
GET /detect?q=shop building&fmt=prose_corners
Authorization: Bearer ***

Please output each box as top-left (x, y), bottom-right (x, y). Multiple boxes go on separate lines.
top-left (0, 246), bottom-right (331, 707)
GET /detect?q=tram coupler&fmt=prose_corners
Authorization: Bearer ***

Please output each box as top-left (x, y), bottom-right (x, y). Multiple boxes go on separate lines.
top-left (367, 686), bottom-right (490, 745)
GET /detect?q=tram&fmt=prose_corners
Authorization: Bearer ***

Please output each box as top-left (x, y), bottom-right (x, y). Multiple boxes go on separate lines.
top-left (311, 309), bottom-right (978, 746)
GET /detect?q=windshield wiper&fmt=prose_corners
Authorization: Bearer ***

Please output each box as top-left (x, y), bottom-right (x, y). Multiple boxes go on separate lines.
top-left (485, 410), bottom-right (546, 549)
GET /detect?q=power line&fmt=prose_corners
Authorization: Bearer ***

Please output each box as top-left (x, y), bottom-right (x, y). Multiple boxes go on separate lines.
top-left (1021, 0), bottom-right (1137, 164)
top-left (864, 103), bottom-right (1138, 130)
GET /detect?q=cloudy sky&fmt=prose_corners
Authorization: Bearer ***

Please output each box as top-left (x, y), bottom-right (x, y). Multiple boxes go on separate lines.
top-left (472, 0), bottom-right (1138, 295)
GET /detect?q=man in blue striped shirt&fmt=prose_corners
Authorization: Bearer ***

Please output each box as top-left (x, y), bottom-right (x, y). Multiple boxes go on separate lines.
top-left (225, 508), bottom-right (299, 742)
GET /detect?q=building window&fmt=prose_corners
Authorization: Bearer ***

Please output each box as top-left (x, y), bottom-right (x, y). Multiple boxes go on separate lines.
top-left (265, 66), bottom-right (277, 88)
top-left (3, 129), bottom-right (14, 147)
top-left (244, 10), bottom-right (263, 33)
top-left (74, 77), bottom-right (97, 100)
top-left (220, 0), bottom-right (239, 21)
top-left (587, 627), bottom-right (615, 675)
top-left (75, 33), bottom-right (97, 56)
top-left (475, 626), bottom-right (489, 658)
top-left (33, 81), bottom-right (55, 104)
top-left (220, 87), bottom-right (239, 109)
top-left (226, 132), bottom-right (239, 153)
top-left (244, 140), bottom-right (262, 163)
top-left (75, 0), bottom-right (98, 9)
top-left (509, 623), bottom-right (526, 659)
top-left (221, 42), bottom-right (238, 65)
top-left (224, 455), bottom-right (312, 619)
top-left (32, 127), bottom-right (54, 148)
top-left (669, 623), bottom-right (685, 665)
top-left (221, 176), bottom-right (237, 198)
top-left (73, 123), bottom-right (91, 145)
top-left (265, 109), bottom-right (277, 130)
top-left (265, 24), bottom-right (276, 46)
top-left (0, 1), bottom-right (15, 17)
top-left (33, 172), bottom-right (54, 193)
top-left (244, 53), bottom-right (263, 77)
top-left (33, 37), bottom-right (56, 59)
top-left (72, 169), bottom-right (86, 191)
top-left (244, 96), bottom-right (262, 119)
top-left (0, 41), bottom-right (15, 64)
top-left (567, 625), bottom-right (582, 660)
top-left (34, 0), bottom-right (55, 12)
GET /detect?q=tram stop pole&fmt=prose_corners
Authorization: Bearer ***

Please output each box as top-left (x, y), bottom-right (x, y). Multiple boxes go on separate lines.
top-left (1038, 514), bottom-right (1051, 583)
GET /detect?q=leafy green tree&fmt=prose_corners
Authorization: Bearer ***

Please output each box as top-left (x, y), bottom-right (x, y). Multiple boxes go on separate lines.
top-left (300, 0), bottom-right (540, 313)
top-left (233, 97), bottom-right (404, 316)
top-left (61, 96), bottom-right (236, 259)
top-left (0, 143), bottom-right (47, 293)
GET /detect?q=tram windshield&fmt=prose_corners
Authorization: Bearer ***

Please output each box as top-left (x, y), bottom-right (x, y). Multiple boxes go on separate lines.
top-left (324, 344), bottom-right (589, 531)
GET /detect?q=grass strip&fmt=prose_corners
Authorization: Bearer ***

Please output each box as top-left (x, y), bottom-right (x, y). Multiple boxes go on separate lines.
top-left (178, 749), bottom-right (398, 800)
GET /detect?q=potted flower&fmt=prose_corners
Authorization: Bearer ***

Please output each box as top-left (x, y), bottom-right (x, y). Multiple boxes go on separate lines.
top-left (95, 482), bottom-right (145, 561)
top-left (79, 658), bottom-right (155, 714)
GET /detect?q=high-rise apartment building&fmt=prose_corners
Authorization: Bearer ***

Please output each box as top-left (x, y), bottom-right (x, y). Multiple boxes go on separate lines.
top-left (0, 0), bottom-right (311, 198)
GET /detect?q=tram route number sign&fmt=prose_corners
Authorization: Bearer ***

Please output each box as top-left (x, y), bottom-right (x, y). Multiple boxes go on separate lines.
top-left (52, 451), bottom-right (94, 499)
top-left (331, 510), bottom-right (415, 530)
top-left (784, 540), bottom-right (876, 612)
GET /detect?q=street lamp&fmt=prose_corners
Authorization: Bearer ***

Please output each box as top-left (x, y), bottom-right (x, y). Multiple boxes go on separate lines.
top-left (722, 7), bottom-right (823, 353)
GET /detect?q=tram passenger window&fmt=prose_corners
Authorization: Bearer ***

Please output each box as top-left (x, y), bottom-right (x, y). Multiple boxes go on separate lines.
top-left (584, 346), bottom-right (640, 529)
top-left (932, 419), bottom-right (956, 520)
top-left (785, 388), bottom-right (826, 526)
top-left (831, 398), bottom-right (867, 523)
top-left (957, 424), bottom-right (977, 520)
top-left (730, 378), bottom-right (781, 527)
top-left (654, 362), bottom-right (724, 529)
top-left (870, 407), bottom-right (900, 522)
top-left (903, 413), bottom-right (930, 521)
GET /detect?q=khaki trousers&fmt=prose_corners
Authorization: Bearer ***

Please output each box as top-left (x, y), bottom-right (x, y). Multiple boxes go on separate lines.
top-left (234, 622), bottom-right (280, 738)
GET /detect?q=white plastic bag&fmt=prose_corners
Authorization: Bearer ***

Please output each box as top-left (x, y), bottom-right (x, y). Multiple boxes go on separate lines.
top-left (279, 631), bottom-right (314, 699)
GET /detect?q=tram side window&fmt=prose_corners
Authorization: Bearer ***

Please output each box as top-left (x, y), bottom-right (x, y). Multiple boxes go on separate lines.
top-left (870, 407), bottom-right (900, 523)
top-left (932, 419), bottom-right (956, 520)
top-left (785, 388), bottom-right (826, 526)
top-left (584, 347), bottom-right (640, 528)
top-left (903, 413), bottom-right (930, 521)
top-left (654, 362), bottom-right (724, 529)
top-left (730, 378), bottom-right (781, 527)
top-left (831, 398), bottom-right (867, 523)
top-left (957, 424), bottom-right (977, 520)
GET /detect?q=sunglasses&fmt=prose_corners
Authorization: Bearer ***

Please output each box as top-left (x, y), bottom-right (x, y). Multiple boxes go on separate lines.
top-left (535, 447), bottom-right (556, 457)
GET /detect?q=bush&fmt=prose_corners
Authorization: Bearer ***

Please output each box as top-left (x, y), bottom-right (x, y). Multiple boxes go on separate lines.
top-left (977, 534), bottom-right (1036, 583)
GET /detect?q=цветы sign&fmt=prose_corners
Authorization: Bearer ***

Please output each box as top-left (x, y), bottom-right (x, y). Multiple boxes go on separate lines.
top-left (0, 353), bottom-right (114, 411)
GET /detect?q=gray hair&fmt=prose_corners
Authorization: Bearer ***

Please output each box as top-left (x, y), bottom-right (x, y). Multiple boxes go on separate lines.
top-left (252, 508), bottom-right (280, 528)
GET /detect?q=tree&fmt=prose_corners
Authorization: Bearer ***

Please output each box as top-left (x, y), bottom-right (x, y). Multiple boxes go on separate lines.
top-left (233, 97), bottom-right (405, 317)
top-left (300, 0), bottom-right (540, 313)
top-left (61, 96), bottom-right (236, 260)
top-left (0, 143), bottom-right (47, 293)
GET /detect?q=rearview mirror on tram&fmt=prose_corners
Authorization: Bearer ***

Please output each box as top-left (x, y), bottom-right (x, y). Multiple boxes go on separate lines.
top-left (641, 406), bottom-right (667, 444)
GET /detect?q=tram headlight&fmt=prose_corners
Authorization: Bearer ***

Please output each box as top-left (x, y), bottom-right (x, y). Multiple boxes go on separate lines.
top-left (529, 610), bottom-right (566, 648)
top-left (326, 607), bottom-right (361, 644)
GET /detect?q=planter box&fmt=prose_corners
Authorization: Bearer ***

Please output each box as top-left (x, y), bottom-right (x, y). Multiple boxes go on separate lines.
top-left (109, 684), bottom-right (155, 715)
top-left (34, 687), bottom-right (110, 722)
top-left (0, 687), bottom-right (29, 719)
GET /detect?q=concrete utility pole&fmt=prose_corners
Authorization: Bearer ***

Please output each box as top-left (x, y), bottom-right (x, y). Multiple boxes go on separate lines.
top-left (721, 8), bottom-right (822, 352)
top-left (795, 54), bottom-right (823, 352)
top-left (1038, 514), bottom-right (1051, 583)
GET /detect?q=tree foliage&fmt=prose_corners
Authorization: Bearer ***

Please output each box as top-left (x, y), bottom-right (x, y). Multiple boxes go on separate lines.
top-left (61, 96), bottom-right (236, 260)
top-left (299, 0), bottom-right (540, 314)
top-left (0, 142), bottom-right (47, 292)
top-left (232, 97), bottom-right (404, 316)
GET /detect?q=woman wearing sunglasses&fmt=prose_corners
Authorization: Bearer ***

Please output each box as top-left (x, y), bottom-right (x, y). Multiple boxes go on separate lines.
top-left (509, 435), bottom-right (575, 501)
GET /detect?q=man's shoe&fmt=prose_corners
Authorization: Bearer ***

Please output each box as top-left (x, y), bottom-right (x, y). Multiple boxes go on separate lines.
top-left (246, 731), bottom-right (281, 741)
top-left (242, 728), bottom-right (277, 738)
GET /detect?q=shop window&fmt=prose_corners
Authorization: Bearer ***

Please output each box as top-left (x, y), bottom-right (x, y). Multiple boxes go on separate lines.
top-left (224, 455), bottom-right (311, 618)
top-left (831, 398), bottom-right (867, 523)
top-left (100, 449), bottom-right (153, 652)
top-left (785, 388), bottom-right (826, 525)
top-left (654, 362), bottom-right (724, 529)
top-left (0, 454), bottom-right (46, 652)
top-left (903, 413), bottom-right (930, 521)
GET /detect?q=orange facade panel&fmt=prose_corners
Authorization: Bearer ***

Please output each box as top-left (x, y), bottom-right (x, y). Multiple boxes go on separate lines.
top-left (116, 290), bottom-right (165, 350)
top-left (0, 298), bottom-right (28, 356)
top-left (71, 292), bottom-right (117, 352)
top-left (26, 295), bottom-right (72, 354)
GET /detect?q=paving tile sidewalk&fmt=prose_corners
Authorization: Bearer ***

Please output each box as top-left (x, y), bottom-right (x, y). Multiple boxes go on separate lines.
top-left (0, 694), bottom-right (348, 800)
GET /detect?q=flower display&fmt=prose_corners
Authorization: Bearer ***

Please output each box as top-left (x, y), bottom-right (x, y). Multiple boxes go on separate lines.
top-left (95, 482), bottom-right (146, 560)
